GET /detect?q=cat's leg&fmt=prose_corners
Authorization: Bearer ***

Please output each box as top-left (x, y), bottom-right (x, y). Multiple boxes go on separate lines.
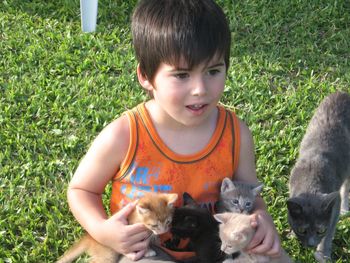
top-left (144, 235), bottom-right (157, 257)
top-left (88, 245), bottom-right (119, 263)
top-left (314, 252), bottom-right (331, 263)
top-left (144, 248), bottom-right (157, 257)
top-left (315, 197), bottom-right (340, 262)
top-left (340, 177), bottom-right (350, 215)
top-left (118, 246), bottom-right (175, 263)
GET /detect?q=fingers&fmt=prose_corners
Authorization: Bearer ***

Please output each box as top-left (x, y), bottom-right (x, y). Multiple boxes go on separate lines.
top-left (126, 249), bottom-right (147, 261)
top-left (245, 214), bottom-right (281, 256)
top-left (118, 225), bottom-right (151, 254)
top-left (125, 252), bottom-right (138, 261)
top-left (245, 214), bottom-right (263, 250)
top-left (111, 202), bottom-right (136, 222)
top-left (250, 213), bottom-right (258, 228)
top-left (245, 227), bottom-right (264, 250)
top-left (124, 222), bottom-right (149, 236)
top-left (247, 230), bottom-right (273, 254)
top-left (124, 238), bottom-right (149, 261)
top-left (127, 228), bottom-right (152, 245)
top-left (130, 235), bottom-right (151, 251)
top-left (265, 234), bottom-right (281, 258)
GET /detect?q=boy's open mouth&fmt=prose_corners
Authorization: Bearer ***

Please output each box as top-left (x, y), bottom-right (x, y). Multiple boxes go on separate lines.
top-left (186, 104), bottom-right (207, 111)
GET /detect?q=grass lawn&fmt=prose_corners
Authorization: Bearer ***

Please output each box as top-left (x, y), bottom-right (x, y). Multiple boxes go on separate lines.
top-left (1, 0), bottom-right (349, 262)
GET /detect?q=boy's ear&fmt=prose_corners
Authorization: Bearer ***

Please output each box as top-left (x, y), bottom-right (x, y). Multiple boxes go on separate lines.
top-left (137, 64), bottom-right (153, 91)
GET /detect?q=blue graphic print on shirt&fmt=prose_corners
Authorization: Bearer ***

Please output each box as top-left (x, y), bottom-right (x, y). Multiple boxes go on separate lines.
top-left (120, 161), bottom-right (172, 199)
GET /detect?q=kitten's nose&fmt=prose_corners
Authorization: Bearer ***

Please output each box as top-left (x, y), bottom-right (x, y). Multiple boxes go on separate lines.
top-left (307, 237), bottom-right (318, 247)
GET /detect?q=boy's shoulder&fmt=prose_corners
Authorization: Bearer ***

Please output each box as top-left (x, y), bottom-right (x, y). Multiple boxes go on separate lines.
top-left (95, 113), bottom-right (130, 152)
top-left (218, 104), bottom-right (236, 115)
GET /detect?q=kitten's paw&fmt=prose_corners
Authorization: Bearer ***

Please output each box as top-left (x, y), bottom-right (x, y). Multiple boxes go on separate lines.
top-left (223, 259), bottom-right (234, 263)
top-left (314, 251), bottom-right (331, 263)
top-left (340, 208), bottom-right (349, 216)
top-left (144, 249), bottom-right (157, 257)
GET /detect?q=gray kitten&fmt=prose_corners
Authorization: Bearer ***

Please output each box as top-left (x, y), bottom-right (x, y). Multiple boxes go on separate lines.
top-left (216, 177), bottom-right (263, 214)
top-left (287, 92), bottom-right (350, 263)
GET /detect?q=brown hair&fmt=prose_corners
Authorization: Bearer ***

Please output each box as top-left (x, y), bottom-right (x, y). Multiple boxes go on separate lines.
top-left (132, 0), bottom-right (231, 84)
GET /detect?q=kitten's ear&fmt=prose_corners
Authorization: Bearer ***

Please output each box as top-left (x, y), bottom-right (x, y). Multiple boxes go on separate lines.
top-left (166, 193), bottom-right (178, 207)
top-left (136, 205), bottom-right (150, 215)
top-left (322, 191), bottom-right (340, 214)
top-left (231, 232), bottom-right (244, 242)
top-left (221, 177), bottom-right (234, 192)
top-left (183, 192), bottom-right (197, 206)
top-left (252, 183), bottom-right (264, 196)
top-left (213, 213), bottom-right (231, 224)
top-left (287, 198), bottom-right (303, 217)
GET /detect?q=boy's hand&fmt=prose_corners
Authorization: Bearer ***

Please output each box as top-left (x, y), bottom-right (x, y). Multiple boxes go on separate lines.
top-left (96, 202), bottom-right (152, 261)
top-left (245, 211), bottom-right (281, 258)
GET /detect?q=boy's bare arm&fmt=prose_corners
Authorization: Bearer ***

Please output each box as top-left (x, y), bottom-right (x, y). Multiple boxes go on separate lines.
top-left (66, 115), bottom-right (151, 259)
top-left (234, 119), bottom-right (258, 184)
top-left (67, 115), bottom-right (130, 232)
top-left (234, 119), bottom-right (281, 257)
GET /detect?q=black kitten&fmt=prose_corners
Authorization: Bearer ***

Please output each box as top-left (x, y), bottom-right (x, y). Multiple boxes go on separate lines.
top-left (170, 192), bottom-right (226, 263)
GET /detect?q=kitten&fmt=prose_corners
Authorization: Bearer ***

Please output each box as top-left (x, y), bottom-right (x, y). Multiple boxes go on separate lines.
top-left (169, 192), bottom-right (226, 263)
top-left (215, 177), bottom-right (263, 214)
top-left (287, 92), bottom-right (350, 262)
top-left (214, 212), bottom-right (293, 263)
top-left (57, 192), bottom-right (178, 263)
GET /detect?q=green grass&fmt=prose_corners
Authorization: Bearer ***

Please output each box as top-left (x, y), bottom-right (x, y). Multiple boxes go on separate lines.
top-left (1, 0), bottom-right (349, 262)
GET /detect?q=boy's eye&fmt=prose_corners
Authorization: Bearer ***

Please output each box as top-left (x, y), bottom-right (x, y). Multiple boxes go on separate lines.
top-left (207, 69), bottom-right (220, 76)
top-left (174, 72), bottom-right (189, 79)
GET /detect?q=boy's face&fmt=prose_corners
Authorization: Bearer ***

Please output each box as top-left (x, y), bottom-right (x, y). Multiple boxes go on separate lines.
top-left (140, 56), bottom-right (226, 127)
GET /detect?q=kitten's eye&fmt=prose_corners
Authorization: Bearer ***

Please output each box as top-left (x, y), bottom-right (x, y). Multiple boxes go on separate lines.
top-left (166, 219), bottom-right (172, 225)
top-left (296, 227), bottom-right (307, 235)
top-left (317, 227), bottom-right (327, 235)
top-left (245, 201), bottom-right (252, 207)
top-left (231, 199), bottom-right (239, 205)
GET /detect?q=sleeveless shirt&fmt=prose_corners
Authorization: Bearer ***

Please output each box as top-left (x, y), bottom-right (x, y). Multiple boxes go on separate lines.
top-left (110, 102), bottom-right (241, 260)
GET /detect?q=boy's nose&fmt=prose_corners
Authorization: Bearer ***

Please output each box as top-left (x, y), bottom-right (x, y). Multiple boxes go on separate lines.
top-left (191, 78), bottom-right (207, 96)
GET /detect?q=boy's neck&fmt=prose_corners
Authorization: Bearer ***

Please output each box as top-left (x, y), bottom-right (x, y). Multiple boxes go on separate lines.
top-left (144, 101), bottom-right (219, 155)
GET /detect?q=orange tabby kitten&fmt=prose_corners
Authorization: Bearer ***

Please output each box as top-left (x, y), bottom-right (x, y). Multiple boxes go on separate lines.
top-left (214, 213), bottom-right (293, 263)
top-left (57, 192), bottom-right (178, 263)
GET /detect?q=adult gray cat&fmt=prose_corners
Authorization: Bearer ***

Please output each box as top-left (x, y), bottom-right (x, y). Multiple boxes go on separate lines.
top-left (216, 177), bottom-right (263, 214)
top-left (287, 92), bottom-right (350, 263)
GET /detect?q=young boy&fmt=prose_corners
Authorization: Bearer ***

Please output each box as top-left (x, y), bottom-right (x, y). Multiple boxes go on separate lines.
top-left (67, 0), bottom-right (282, 262)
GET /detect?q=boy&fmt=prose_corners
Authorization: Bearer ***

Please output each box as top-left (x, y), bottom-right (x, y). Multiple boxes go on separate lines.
top-left (67, 0), bottom-right (282, 262)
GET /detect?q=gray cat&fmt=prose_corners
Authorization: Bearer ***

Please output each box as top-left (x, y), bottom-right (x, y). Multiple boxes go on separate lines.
top-left (287, 92), bottom-right (350, 263)
top-left (216, 177), bottom-right (263, 214)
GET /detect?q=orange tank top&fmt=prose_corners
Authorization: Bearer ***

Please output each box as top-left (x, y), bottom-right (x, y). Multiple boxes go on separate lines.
top-left (110, 102), bottom-right (241, 260)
